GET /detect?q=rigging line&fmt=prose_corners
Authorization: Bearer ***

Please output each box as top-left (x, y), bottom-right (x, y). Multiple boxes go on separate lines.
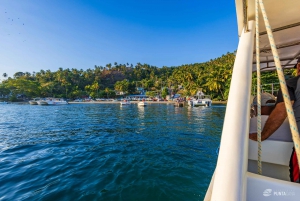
top-left (255, 0), bottom-right (262, 175)
top-left (259, 0), bottom-right (300, 171)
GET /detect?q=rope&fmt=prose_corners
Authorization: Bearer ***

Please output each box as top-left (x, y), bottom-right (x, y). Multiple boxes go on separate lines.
top-left (255, 0), bottom-right (262, 175)
top-left (259, 0), bottom-right (300, 169)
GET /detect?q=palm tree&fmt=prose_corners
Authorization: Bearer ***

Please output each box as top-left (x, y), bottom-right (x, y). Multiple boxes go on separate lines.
top-left (106, 63), bottom-right (112, 71)
top-left (105, 87), bottom-right (110, 99)
top-left (13, 72), bottom-right (24, 79)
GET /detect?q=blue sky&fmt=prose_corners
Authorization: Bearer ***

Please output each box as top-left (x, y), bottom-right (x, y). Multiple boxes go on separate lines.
top-left (0, 0), bottom-right (238, 79)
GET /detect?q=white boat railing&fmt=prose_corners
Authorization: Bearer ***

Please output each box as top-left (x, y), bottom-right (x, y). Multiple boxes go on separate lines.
top-left (210, 21), bottom-right (255, 201)
top-left (252, 83), bottom-right (280, 96)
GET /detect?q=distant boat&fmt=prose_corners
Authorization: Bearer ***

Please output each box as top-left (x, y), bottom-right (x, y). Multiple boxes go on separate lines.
top-left (120, 100), bottom-right (131, 106)
top-left (37, 98), bottom-right (68, 105)
top-left (138, 100), bottom-right (147, 107)
top-left (188, 91), bottom-right (212, 107)
top-left (29, 98), bottom-right (40, 105)
top-left (0, 101), bottom-right (8, 104)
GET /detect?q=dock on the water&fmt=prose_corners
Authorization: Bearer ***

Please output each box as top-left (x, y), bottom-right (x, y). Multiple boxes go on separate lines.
top-left (174, 101), bottom-right (185, 107)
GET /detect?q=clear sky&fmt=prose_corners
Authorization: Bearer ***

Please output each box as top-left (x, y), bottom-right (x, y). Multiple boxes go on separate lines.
top-left (0, 0), bottom-right (238, 79)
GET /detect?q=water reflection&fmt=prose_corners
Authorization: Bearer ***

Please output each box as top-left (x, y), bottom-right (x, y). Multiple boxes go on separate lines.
top-left (137, 105), bottom-right (145, 119)
top-left (119, 104), bottom-right (131, 110)
top-left (0, 103), bottom-right (225, 201)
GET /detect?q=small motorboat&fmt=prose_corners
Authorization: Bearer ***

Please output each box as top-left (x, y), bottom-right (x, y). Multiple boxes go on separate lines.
top-left (138, 100), bottom-right (147, 107)
top-left (37, 98), bottom-right (68, 105)
top-left (120, 99), bottom-right (131, 106)
top-left (29, 98), bottom-right (40, 105)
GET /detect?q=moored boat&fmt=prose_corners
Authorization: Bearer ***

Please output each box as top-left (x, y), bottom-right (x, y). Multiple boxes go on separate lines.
top-left (120, 99), bottom-right (131, 106)
top-left (0, 101), bottom-right (8, 104)
top-left (138, 100), bottom-right (147, 107)
top-left (188, 91), bottom-right (212, 107)
top-left (29, 98), bottom-right (40, 105)
top-left (37, 98), bottom-right (68, 105)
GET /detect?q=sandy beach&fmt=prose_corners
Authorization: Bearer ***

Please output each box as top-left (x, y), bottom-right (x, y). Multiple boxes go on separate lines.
top-left (68, 100), bottom-right (227, 104)
top-left (68, 101), bottom-right (176, 104)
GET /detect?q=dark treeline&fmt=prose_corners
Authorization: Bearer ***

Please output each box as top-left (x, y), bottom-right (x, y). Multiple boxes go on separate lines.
top-left (0, 51), bottom-right (295, 101)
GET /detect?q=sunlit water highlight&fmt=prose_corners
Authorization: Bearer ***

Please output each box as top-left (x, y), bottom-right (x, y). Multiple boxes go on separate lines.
top-left (0, 103), bottom-right (225, 201)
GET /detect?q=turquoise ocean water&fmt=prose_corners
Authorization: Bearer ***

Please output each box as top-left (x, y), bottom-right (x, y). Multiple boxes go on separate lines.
top-left (0, 103), bottom-right (225, 201)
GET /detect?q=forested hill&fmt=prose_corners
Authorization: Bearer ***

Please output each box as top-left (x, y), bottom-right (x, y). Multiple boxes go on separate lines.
top-left (0, 51), bottom-right (295, 101)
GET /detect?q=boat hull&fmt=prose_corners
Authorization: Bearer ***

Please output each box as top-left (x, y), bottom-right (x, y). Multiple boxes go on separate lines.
top-left (29, 101), bottom-right (38, 105)
top-left (37, 101), bottom-right (49, 105)
top-left (53, 101), bottom-right (68, 105)
top-left (120, 102), bottom-right (131, 106)
top-left (189, 99), bottom-right (212, 107)
top-left (37, 99), bottom-right (68, 105)
top-left (138, 102), bottom-right (147, 107)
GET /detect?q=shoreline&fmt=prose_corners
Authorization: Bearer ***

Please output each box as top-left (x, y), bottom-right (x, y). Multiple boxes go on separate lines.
top-left (212, 100), bottom-right (227, 104)
top-left (68, 101), bottom-right (176, 104)
top-left (68, 100), bottom-right (227, 104)
top-left (7, 100), bottom-right (227, 105)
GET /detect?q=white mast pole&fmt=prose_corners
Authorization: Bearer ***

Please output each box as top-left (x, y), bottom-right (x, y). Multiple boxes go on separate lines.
top-left (211, 21), bottom-right (255, 201)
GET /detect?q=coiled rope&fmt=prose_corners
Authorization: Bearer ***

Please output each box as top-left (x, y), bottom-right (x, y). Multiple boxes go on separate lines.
top-left (255, 0), bottom-right (262, 175)
top-left (259, 0), bottom-right (300, 169)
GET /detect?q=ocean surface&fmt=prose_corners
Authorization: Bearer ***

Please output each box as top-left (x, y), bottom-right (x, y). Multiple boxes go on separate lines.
top-left (0, 103), bottom-right (225, 201)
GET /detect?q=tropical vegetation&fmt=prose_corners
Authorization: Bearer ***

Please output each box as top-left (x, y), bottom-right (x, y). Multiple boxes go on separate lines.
top-left (0, 51), bottom-right (295, 101)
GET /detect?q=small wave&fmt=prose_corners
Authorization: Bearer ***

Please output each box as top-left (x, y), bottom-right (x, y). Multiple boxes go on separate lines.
top-left (22, 179), bottom-right (60, 200)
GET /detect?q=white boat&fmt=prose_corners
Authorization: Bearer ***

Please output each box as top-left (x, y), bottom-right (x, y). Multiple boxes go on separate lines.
top-left (205, 1), bottom-right (300, 201)
top-left (29, 98), bottom-right (40, 105)
top-left (120, 100), bottom-right (131, 106)
top-left (0, 101), bottom-right (8, 104)
top-left (37, 98), bottom-right (68, 105)
top-left (188, 91), bottom-right (212, 107)
top-left (138, 101), bottom-right (147, 107)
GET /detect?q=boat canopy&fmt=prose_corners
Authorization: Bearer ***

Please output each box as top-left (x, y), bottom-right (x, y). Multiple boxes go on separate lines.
top-left (236, 0), bottom-right (300, 71)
